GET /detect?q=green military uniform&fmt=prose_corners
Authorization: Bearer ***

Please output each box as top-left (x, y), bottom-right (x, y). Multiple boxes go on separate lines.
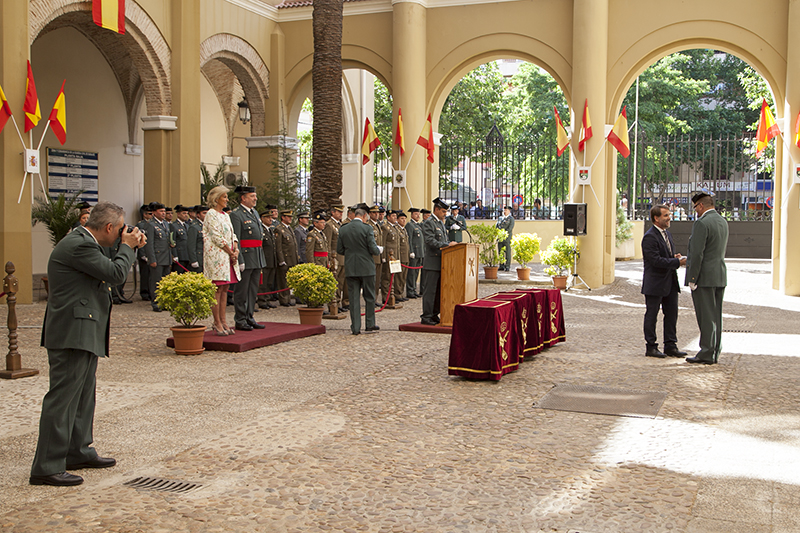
top-left (324, 208), bottom-right (345, 310)
top-left (395, 215), bottom-right (410, 301)
top-left (31, 226), bottom-right (136, 478)
top-left (445, 208), bottom-right (467, 242)
top-left (258, 212), bottom-right (278, 308)
top-left (230, 199), bottom-right (267, 328)
top-left (275, 213), bottom-right (299, 305)
top-left (186, 210), bottom-right (204, 273)
top-left (406, 209), bottom-right (425, 298)
top-left (337, 218), bottom-right (381, 334)
top-left (368, 207), bottom-right (384, 305)
top-left (380, 217), bottom-right (401, 303)
top-left (496, 209), bottom-right (515, 271)
top-left (420, 199), bottom-right (452, 324)
top-left (306, 226), bottom-right (330, 266)
top-left (144, 210), bottom-right (175, 310)
top-left (170, 218), bottom-right (190, 272)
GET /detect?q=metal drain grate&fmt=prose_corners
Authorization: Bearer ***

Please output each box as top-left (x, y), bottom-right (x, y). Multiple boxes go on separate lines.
top-left (123, 476), bottom-right (203, 494)
top-left (534, 384), bottom-right (667, 419)
top-left (723, 329), bottom-right (752, 333)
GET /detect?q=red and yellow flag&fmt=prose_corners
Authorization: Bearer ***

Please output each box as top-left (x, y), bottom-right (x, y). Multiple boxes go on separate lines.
top-left (417, 113), bottom-right (435, 163)
top-left (794, 111), bottom-right (800, 149)
top-left (554, 106), bottom-right (569, 156)
top-left (0, 83), bottom-right (12, 135)
top-left (394, 108), bottom-right (405, 155)
top-left (361, 117), bottom-right (381, 165)
top-left (755, 99), bottom-right (780, 157)
top-left (48, 80), bottom-right (67, 145)
top-left (608, 106), bottom-right (630, 158)
top-left (24, 60), bottom-right (41, 133)
top-left (578, 98), bottom-right (593, 152)
top-left (93, 0), bottom-right (126, 34)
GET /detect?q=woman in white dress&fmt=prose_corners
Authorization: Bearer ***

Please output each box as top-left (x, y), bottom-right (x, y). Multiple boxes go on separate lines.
top-left (203, 186), bottom-right (240, 335)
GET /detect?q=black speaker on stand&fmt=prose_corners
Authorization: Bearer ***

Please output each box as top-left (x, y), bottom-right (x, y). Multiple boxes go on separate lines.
top-left (563, 203), bottom-right (587, 236)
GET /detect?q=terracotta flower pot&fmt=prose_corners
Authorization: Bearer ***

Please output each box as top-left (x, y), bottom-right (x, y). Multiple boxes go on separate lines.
top-left (484, 266), bottom-right (499, 280)
top-left (552, 275), bottom-right (568, 291)
top-left (516, 267), bottom-right (531, 280)
top-left (298, 306), bottom-right (325, 325)
top-left (170, 325), bottom-right (206, 355)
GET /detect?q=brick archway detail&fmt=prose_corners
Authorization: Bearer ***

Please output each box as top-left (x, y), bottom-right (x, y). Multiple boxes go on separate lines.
top-left (200, 33), bottom-right (269, 139)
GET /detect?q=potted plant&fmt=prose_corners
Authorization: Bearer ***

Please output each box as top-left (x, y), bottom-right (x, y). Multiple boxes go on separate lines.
top-left (540, 236), bottom-right (578, 290)
top-left (510, 233), bottom-right (541, 280)
top-left (31, 192), bottom-right (83, 295)
top-left (615, 195), bottom-right (634, 260)
top-left (156, 272), bottom-right (217, 355)
top-left (470, 223), bottom-right (508, 279)
top-left (286, 263), bottom-right (338, 325)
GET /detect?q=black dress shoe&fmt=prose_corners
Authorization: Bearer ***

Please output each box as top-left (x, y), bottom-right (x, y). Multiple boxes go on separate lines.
top-left (235, 324), bottom-right (253, 331)
top-left (645, 348), bottom-right (666, 358)
top-left (664, 348), bottom-right (688, 357)
top-left (152, 306), bottom-right (162, 312)
top-left (258, 303), bottom-right (271, 309)
top-left (351, 331), bottom-right (360, 335)
top-left (248, 322), bottom-right (265, 329)
top-left (66, 456), bottom-right (116, 470)
top-left (140, 295), bottom-right (151, 301)
top-left (30, 472), bottom-right (83, 486)
top-left (280, 302), bottom-right (292, 307)
top-left (112, 299), bottom-right (122, 305)
top-left (421, 319), bottom-right (437, 326)
top-left (339, 306), bottom-right (349, 312)
top-left (365, 325), bottom-right (380, 332)
top-left (685, 356), bottom-right (715, 365)
top-left (118, 296), bottom-right (133, 304)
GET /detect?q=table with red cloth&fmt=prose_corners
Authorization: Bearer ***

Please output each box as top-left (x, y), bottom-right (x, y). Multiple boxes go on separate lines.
top-left (448, 299), bottom-right (520, 380)
top-left (484, 292), bottom-right (538, 361)
top-left (514, 288), bottom-right (565, 347)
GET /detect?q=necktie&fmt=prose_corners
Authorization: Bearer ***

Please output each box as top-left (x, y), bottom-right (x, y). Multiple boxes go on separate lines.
top-left (663, 230), bottom-right (672, 255)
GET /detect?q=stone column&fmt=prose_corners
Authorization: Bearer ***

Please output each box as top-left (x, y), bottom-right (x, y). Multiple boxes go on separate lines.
top-left (0, 0), bottom-right (32, 303)
top-left (571, 0), bottom-right (611, 288)
top-left (264, 25), bottom-right (286, 136)
top-left (169, 0), bottom-right (201, 206)
top-left (779, 1), bottom-right (800, 295)
top-left (141, 116), bottom-right (176, 203)
top-left (392, 0), bottom-right (428, 210)
top-left (246, 135), bottom-right (297, 192)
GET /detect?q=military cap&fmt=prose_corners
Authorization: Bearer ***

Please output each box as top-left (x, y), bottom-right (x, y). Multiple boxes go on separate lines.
top-left (312, 212), bottom-right (326, 222)
top-left (175, 204), bottom-right (189, 212)
top-left (408, 207), bottom-right (420, 213)
top-left (165, 206), bottom-right (173, 212)
top-left (234, 185), bottom-right (257, 194)
top-left (503, 205), bottom-right (512, 210)
top-left (450, 203), bottom-right (460, 210)
top-left (265, 204), bottom-right (278, 210)
top-left (420, 208), bottom-right (431, 214)
top-left (691, 190), bottom-right (713, 204)
top-left (77, 201), bottom-right (92, 210)
top-left (330, 204), bottom-right (345, 212)
top-left (297, 212), bottom-right (310, 218)
top-left (141, 204), bottom-right (152, 213)
top-left (149, 201), bottom-right (165, 211)
top-left (398, 212), bottom-right (407, 218)
top-left (378, 206), bottom-right (386, 213)
top-left (194, 204), bottom-right (208, 213)
top-left (432, 197), bottom-right (449, 210)
top-left (369, 205), bottom-right (380, 213)
top-left (357, 203), bottom-right (370, 212)
top-left (280, 209), bottom-right (293, 217)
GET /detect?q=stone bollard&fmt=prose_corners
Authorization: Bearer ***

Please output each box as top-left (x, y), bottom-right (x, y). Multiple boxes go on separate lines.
top-left (0, 262), bottom-right (39, 379)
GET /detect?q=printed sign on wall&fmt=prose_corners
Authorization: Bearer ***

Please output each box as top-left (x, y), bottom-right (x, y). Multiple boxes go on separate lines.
top-left (47, 148), bottom-right (98, 203)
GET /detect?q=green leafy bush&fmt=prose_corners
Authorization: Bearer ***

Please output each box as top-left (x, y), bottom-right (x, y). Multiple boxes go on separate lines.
top-left (286, 263), bottom-right (337, 308)
top-left (31, 192), bottom-right (82, 246)
top-left (155, 272), bottom-right (217, 327)
top-left (616, 198), bottom-right (634, 246)
top-left (471, 223), bottom-right (508, 267)
top-left (540, 236), bottom-right (578, 277)
top-left (511, 233), bottom-right (542, 269)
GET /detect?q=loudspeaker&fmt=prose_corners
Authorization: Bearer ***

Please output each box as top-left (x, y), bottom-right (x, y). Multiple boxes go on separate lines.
top-left (563, 203), bottom-right (587, 236)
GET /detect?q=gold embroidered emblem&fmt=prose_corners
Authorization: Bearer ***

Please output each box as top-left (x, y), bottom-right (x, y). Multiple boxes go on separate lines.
top-left (520, 308), bottom-right (528, 346)
top-left (498, 328), bottom-right (509, 361)
top-left (551, 301), bottom-right (559, 334)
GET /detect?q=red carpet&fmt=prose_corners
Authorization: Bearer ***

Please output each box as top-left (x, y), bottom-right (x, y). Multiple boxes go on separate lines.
top-left (167, 322), bottom-right (326, 353)
top-left (398, 322), bottom-right (452, 334)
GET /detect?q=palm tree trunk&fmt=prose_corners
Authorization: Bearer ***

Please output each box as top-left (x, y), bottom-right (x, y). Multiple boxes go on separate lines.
top-left (311, 0), bottom-right (344, 213)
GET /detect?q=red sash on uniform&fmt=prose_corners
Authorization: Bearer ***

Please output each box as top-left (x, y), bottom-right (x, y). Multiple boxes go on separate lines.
top-left (314, 251), bottom-right (329, 257)
top-left (239, 239), bottom-right (262, 248)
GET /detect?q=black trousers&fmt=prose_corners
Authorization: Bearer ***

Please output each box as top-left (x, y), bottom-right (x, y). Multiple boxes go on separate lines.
top-left (139, 259), bottom-right (150, 298)
top-left (644, 289), bottom-right (679, 350)
top-left (234, 268), bottom-right (260, 326)
top-left (420, 269), bottom-right (441, 321)
top-left (149, 264), bottom-right (171, 306)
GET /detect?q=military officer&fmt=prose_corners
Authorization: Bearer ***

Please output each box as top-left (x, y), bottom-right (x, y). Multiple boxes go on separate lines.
top-left (420, 198), bottom-right (457, 325)
top-left (406, 208), bottom-right (424, 298)
top-left (143, 202), bottom-right (175, 311)
top-left (396, 212), bottom-right (410, 302)
top-left (380, 210), bottom-right (402, 304)
top-left (136, 205), bottom-right (153, 301)
top-left (230, 186), bottom-right (267, 331)
top-left (275, 209), bottom-right (299, 306)
top-left (496, 205), bottom-right (515, 271)
top-left (368, 205), bottom-right (384, 307)
top-left (445, 203), bottom-right (468, 242)
top-left (325, 204), bottom-right (345, 312)
top-left (295, 212), bottom-right (310, 263)
top-left (187, 205), bottom-right (207, 273)
top-left (258, 206), bottom-right (279, 309)
top-left (306, 211), bottom-right (330, 267)
top-left (171, 205), bottom-right (191, 272)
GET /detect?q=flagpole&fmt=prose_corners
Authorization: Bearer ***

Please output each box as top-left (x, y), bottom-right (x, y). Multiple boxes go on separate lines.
top-left (403, 142), bottom-right (419, 172)
top-left (36, 119), bottom-right (51, 151)
top-left (29, 130), bottom-right (34, 203)
top-left (9, 115), bottom-right (26, 151)
top-left (632, 76), bottom-right (639, 218)
top-left (18, 172), bottom-right (29, 204)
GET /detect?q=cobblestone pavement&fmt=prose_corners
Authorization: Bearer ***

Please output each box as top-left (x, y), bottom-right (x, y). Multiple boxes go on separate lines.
top-left (1, 259), bottom-right (799, 532)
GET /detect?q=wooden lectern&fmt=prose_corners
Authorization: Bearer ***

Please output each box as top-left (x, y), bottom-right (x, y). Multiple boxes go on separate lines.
top-left (439, 243), bottom-right (479, 327)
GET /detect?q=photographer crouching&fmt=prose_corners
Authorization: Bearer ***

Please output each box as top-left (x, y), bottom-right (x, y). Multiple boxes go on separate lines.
top-left (30, 202), bottom-right (146, 486)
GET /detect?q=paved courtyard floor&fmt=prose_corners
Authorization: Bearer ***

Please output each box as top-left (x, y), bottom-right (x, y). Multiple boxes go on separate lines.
top-left (1, 259), bottom-right (799, 532)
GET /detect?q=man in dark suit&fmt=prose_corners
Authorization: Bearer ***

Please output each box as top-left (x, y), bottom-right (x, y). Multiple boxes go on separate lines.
top-left (420, 198), bottom-right (457, 325)
top-left (230, 186), bottom-right (267, 331)
top-left (685, 192), bottom-right (729, 364)
top-left (337, 207), bottom-right (383, 335)
top-left (642, 204), bottom-right (687, 358)
top-left (30, 202), bottom-right (145, 486)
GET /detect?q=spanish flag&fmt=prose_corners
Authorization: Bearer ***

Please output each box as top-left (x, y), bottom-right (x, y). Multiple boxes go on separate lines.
top-left (394, 108), bottom-right (405, 155)
top-left (0, 83), bottom-right (12, 135)
top-left (23, 60), bottom-right (41, 133)
top-left (795, 111), bottom-right (800, 149)
top-left (578, 98), bottom-right (593, 152)
top-left (755, 99), bottom-right (780, 157)
top-left (361, 117), bottom-right (381, 165)
top-left (608, 106), bottom-right (631, 158)
top-left (93, 0), bottom-right (126, 34)
top-left (554, 106), bottom-right (569, 156)
top-left (417, 113), bottom-right (435, 163)
top-left (48, 80), bottom-right (67, 145)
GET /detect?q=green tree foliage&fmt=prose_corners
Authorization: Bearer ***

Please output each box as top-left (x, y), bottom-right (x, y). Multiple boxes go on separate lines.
top-left (373, 78), bottom-right (392, 162)
top-left (503, 62), bottom-right (568, 145)
top-left (31, 192), bottom-right (82, 246)
top-left (439, 62), bottom-right (507, 144)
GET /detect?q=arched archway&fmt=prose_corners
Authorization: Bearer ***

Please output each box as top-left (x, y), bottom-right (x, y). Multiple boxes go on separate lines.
top-left (30, 0), bottom-right (171, 142)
